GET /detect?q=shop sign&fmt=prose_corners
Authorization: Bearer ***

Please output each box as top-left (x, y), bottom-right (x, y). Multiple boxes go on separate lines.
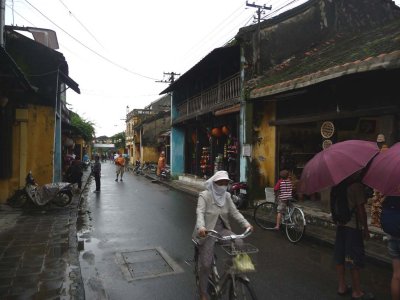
top-left (322, 139), bottom-right (333, 149)
top-left (321, 121), bottom-right (335, 138)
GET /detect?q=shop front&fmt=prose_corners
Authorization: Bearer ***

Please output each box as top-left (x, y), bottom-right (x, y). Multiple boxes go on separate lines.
top-left (182, 111), bottom-right (240, 181)
top-left (274, 103), bottom-right (399, 212)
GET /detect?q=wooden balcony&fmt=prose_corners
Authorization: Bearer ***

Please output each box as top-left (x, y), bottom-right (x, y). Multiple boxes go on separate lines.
top-left (174, 73), bottom-right (241, 123)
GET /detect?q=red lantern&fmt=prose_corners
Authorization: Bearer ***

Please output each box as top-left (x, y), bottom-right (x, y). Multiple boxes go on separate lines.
top-left (191, 132), bottom-right (197, 144)
top-left (211, 127), bottom-right (222, 138)
top-left (222, 126), bottom-right (230, 135)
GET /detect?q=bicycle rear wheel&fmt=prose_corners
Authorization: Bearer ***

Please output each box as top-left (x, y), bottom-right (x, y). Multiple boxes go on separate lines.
top-left (253, 201), bottom-right (277, 230)
top-left (285, 207), bottom-right (306, 243)
top-left (229, 277), bottom-right (257, 300)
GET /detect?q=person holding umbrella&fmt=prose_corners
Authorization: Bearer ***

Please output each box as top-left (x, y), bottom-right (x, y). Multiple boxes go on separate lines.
top-left (298, 140), bottom-right (380, 299)
top-left (331, 171), bottom-right (373, 299)
top-left (363, 142), bottom-right (400, 300)
top-left (370, 134), bottom-right (390, 227)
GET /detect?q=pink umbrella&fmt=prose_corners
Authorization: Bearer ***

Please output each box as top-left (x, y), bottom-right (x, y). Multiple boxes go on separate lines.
top-left (363, 142), bottom-right (400, 196)
top-left (298, 140), bottom-right (379, 195)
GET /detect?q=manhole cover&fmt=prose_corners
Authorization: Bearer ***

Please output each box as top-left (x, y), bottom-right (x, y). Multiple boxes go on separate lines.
top-left (116, 247), bottom-right (183, 281)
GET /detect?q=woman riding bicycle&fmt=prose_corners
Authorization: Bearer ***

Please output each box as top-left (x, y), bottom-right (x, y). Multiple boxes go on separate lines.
top-left (193, 170), bottom-right (253, 300)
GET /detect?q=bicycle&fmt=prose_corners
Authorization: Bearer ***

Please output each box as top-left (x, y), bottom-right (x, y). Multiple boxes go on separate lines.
top-left (253, 194), bottom-right (306, 243)
top-left (192, 228), bottom-right (258, 300)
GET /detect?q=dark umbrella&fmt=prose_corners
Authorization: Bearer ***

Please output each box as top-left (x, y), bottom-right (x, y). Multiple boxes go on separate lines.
top-left (363, 142), bottom-right (400, 196)
top-left (298, 140), bottom-right (379, 195)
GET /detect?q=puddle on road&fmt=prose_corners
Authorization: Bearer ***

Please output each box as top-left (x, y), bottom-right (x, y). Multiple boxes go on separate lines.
top-left (77, 192), bottom-right (109, 299)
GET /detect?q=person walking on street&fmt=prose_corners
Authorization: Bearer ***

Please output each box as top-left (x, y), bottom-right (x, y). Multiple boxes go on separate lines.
top-left (66, 159), bottom-right (83, 190)
top-left (193, 170), bottom-right (253, 300)
top-left (114, 153), bottom-right (125, 182)
top-left (92, 155), bottom-right (101, 192)
top-left (331, 171), bottom-right (374, 300)
top-left (157, 151), bottom-right (166, 177)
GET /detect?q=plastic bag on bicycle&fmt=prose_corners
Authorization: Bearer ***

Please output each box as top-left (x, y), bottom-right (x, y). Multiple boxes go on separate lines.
top-left (233, 253), bottom-right (255, 272)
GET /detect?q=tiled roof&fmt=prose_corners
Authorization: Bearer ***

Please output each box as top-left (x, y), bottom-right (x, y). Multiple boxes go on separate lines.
top-left (250, 19), bottom-right (400, 99)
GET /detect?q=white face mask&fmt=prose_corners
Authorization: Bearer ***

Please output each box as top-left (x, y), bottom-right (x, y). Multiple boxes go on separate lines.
top-left (211, 183), bottom-right (227, 207)
top-left (214, 184), bottom-right (228, 193)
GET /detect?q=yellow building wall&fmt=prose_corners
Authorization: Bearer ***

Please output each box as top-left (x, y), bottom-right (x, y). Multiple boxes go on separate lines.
top-left (26, 105), bottom-right (55, 185)
top-left (74, 137), bottom-right (85, 159)
top-left (142, 146), bottom-right (159, 163)
top-left (252, 102), bottom-right (276, 188)
top-left (0, 105), bottom-right (54, 203)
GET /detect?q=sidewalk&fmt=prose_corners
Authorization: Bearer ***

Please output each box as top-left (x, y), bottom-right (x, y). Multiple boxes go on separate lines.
top-left (147, 173), bottom-right (391, 266)
top-left (0, 172), bottom-right (91, 299)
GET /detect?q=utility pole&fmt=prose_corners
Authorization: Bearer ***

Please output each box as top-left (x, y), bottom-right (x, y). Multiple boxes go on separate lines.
top-left (246, 1), bottom-right (271, 75)
top-left (0, 0), bottom-right (5, 47)
top-left (156, 72), bottom-right (181, 84)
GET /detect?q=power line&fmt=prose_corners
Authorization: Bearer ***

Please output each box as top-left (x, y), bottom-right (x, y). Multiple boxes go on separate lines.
top-left (182, 3), bottom-right (245, 58)
top-left (262, 0), bottom-right (303, 20)
top-left (180, 6), bottom-right (254, 71)
top-left (5, 2), bottom-right (35, 26)
top-left (23, 0), bottom-right (158, 81)
top-left (57, 0), bottom-right (104, 48)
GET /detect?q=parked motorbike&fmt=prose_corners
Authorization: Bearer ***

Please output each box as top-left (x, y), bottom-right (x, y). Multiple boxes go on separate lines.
top-left (133, 160), bottom-right (141, 175)
top-left (9, 172), bottom-right (73, 208)
top-left (229, 181), bottom-right (249, 209)
top-left (159, 165), bottom-right (171, 180)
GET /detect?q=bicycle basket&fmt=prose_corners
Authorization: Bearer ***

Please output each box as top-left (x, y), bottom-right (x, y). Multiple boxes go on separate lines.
top-left (233, 253), bottom-right (255, 273)
top-left (221, 243), bottom-right (258, 256)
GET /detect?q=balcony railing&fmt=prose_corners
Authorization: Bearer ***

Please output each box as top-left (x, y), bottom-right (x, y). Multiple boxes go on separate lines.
top-left (175, 73), bottom-right (240, 122)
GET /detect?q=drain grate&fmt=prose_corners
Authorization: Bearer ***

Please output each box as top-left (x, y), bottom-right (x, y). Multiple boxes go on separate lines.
top-left (116, 247), bottom-right (183, 281)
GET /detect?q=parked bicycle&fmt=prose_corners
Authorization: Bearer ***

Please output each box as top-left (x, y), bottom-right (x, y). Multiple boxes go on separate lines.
top-left (138, 161), bottom-right (157, 174)
top-left (253, 189), bottom-right (306, 243)
top-left (192, 228), bottom-right (258, 300)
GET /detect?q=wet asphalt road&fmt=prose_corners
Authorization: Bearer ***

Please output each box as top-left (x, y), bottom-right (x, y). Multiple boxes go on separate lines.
top-left (78, 162), bottom-right (392, 300)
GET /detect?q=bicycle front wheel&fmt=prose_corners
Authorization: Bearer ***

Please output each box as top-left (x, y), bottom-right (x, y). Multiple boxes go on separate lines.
top-left (285, 207), bottom-right (306, 243)
top-left (229, 277), bottom-right (257, 300)
top-left (253, 201), bottom-right (277, 230)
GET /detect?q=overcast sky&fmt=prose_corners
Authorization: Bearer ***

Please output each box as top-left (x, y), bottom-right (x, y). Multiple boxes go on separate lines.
top-left (4, 0), bottom-right (400, 137)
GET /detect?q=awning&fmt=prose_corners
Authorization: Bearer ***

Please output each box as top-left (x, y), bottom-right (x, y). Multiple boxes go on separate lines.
top-left (214, 104), bottom-right (241, 116)
top-left (59, 71), bottom-right (80, 94)
top-left (270, 106), bottom-right (398, 126)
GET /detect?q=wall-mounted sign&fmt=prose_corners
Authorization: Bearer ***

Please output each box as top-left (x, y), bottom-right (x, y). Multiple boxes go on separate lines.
top-left (321, 121), bottom-right (335, 139)
top-left (322, 139), bottom-right (333, 149)
top-left (242, 144), bottom-right (251, 157)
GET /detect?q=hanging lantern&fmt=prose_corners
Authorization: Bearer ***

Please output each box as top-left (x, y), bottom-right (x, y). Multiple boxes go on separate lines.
top-left (191, 132), bottom-right (197, 144)
top-left (211, 127), bottom-right (222, 138)
top-left (222, 126), bottom-right (230, 135)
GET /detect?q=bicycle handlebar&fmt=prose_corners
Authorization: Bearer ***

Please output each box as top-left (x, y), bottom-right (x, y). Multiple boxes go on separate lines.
top-left (205, 227), bottom-right (252, 241)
